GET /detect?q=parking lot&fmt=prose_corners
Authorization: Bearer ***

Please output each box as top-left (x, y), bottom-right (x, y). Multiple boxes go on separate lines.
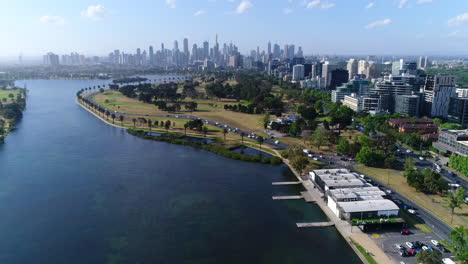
top-left (369, 227), bottom-right (455, 264)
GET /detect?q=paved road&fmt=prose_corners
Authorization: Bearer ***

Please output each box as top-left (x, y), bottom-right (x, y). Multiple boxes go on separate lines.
top-left (83, 89), bottom-right (456, 242)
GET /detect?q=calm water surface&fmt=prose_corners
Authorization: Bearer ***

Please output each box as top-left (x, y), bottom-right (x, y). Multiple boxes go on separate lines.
top-left (0, 79), bottom-right (361, 264)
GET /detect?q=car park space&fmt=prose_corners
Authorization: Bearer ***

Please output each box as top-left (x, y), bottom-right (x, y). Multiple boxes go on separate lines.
top-left (372, 228), bottom-right (454, 264)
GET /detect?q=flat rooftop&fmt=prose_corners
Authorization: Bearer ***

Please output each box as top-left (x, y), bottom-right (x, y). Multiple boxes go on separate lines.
top-left (338, 200), bottom-right (399, 213)
top-left (328, 187), bottom-right (386, 200)
top-left (323, 179), bottom-right (368, 189)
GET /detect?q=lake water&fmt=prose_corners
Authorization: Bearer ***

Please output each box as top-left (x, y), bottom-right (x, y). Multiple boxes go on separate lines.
top-left (0, 78), bottom-right (361, 264)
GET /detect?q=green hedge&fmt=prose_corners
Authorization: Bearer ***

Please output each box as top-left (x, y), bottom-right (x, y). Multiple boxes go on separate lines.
top-left (449, 155), bottom-right (468, 176)
top-left (127, 129), bottom-right (282, 165)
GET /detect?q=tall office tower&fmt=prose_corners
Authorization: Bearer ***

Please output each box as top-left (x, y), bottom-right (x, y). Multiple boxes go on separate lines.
top-left (418, 56), bottom-right (428, 70)
top-left (358, 60), bottom-right (369, 75)
top-left (149, 46), bottom-right (154, 65)
top-left (183, 38), bottom-right (189, 54)
top-left (136, 48), bottom-right (142, 65)
top-left (347, 59), bottom-right (358, 80)
top-left (296, 46), bottom-right (303, 57)
top-left (191, 44), bottom-right (198, 61)
top-left (203, 41), bottom-right (209, 59)
top-left (283, 45), bottom-right (289, 59)
top-left (43, 52), bottom-right (60, 66)
top-left (288, 45), bottom-right (295, 60)
top-left (161, 43), bottom-right (165, 52)
top-left (423, 74), bottom-right (457, 117)
top-left (292, 64), bottom-right (305, 81)
top-left (173, 40), bottom-right (179, 52)
top-left (392, 59), bottom-right (404, 75)
top-left (267, 42), bottom-right (272, 57)
top-left (273, 44), bottom-right (280, 58)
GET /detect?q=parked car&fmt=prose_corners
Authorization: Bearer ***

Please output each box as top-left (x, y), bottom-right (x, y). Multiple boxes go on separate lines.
top-left (401, 228), bottom-right (410, 235)
top-left (413, 241), bottom-right (423, 248)
top-left (406, 242), bottom-right (414, 249)
top-left (274, 140), bottom-right (280, 144)
top-left (437, 245), bottom-right (450, 253)
top-left (407, 249), bottom-right (416, 256)
top-left (419, 156), bottom-right (424, 161)
top-left (408, 209), bottom-right (416, 214)
top-left (431, 240), bottom-right (439, 246)
top-left (406, 149), bottom-right (412, 153)
top-left (395, 244), bottom-right (404, 250)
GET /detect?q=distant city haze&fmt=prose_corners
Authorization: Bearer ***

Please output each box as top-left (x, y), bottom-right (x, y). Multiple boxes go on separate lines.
top-left (2, 0), bottom-right (468, 58)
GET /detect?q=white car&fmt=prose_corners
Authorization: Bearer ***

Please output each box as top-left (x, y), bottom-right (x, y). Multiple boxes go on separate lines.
top-left (406, 242), bottom-right (414, 249)
top-left (422, 246), bottom-right (429, 251)
top-left (395, 244), bottom-right (404, 250)
top-left (431, 240), bottom-right (439, 246)
top-left (274, 140), bottom-right (280, 144)
top-left (406, 149), bottom-right (412, 153)
top-left (313, 157), bottom-right (318, 161)
top-left (408, 209), bottom-right (416, 214)
top-left (419, 156), bottom-right (424, 161)
top-left (307, 154), bottom-right (313, 158)
top-left (359, 174), bottom-right (365, 179)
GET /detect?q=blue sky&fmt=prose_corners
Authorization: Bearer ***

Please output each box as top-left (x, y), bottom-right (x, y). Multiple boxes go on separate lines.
top-left (1, 0), bottom-right (468, 57)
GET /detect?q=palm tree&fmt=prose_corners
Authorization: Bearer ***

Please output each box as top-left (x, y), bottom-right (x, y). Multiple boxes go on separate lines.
top-left (119, 115), bottom-right (124, 125)
top-left (241, 132), bottom-right (245, 144)
top-left (223, 128), bottom-right (228, 143)
top-left (148, 120), bottom-right (152, 131)
top-left (105, 110), bottom-right (110, 120)
top-left (203, 126), bottom-right (208, 138)
top-left (184, 123), bottom-right (189, 136)
top-left (111, 113), bottom-right (116, 123)
top-left (257, 136), bottom-right (264, 150)
top-left (132, 118), bottom-right (137, 128)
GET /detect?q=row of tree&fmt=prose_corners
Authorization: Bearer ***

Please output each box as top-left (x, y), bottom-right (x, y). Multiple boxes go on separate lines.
top-left (449, 155), bottom-right (468, 176)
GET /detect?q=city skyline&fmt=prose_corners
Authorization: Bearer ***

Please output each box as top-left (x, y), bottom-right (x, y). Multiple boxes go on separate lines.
top-left (2, 0), bottom-right (468, 58)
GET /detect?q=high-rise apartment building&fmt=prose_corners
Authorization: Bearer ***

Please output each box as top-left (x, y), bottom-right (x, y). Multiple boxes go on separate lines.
top-left (292, 64), bottom-right (305, 81)
top-left (347, 59), bottom-right (358, 80)
top-left (422, 74), bottom-right (457, 118)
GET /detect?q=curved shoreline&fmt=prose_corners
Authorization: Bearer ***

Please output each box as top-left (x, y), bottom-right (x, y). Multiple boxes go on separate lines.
top-left (77, 95), bottom-right (379, 264)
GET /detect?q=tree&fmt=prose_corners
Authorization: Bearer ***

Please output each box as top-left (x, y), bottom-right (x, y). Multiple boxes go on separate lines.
top-left (223, 128), bottom-right (228, 142)
top-left (184, 123), bottom-right (188, 136)
top-left (291, 156), bottom-right (309, 173)
top-left (337, 138), bottom-right (350, 155)
top-left (132, 118), bottom-right (136, 128)
top-left (164, 120), bottom-right (171, 131)
top-left (450, 226), bottom-right (468, 263)
top-left (105, 110), bottom-right (110, 120)
top-left (448, 187), bottom-right (465, 223)
top-left (289, 122), bottom-right (300, 137)
top-left (262, 112), bottom-right (271, 129)
top-left (119, 115), bottom-right (124, 125)
top-left (240, 132), bottom-right (245, 144)
top-left (202, 126), bottom-right (208, 137)
top-left (309, 127), bottom-right (327, 150)
top-left (356, 146), bottom-right (385, 167)
top-left (257, 136), bottom-right (264, 150)
top-left (111, 113), bottom-right (116, 123)
top-left (148, 120), bottom-right (152, 131)
top-left (301, 130), bottom-right (312, 144)
top-left (416, 249), bottom-right (442, 264)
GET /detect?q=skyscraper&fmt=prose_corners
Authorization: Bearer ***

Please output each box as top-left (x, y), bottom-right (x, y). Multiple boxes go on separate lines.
top-left (358, 60), bottom-right (369, 75)
top-left (418, 56), bottom-right (428, 70)
top-left (267, 42), bottom-right (272, 57)
top-left (183, 38), bottom-right (189, 54)
top-left (149, 46), bottom-right (154, 65)
top-left (292, 64), bottom-right (305, 81)
top-left (203, 41), bottom-right (209, 59)
top-left (423, 74), bottom-right (457, 117)
top-left (347, 59), bottom-right (358, 80)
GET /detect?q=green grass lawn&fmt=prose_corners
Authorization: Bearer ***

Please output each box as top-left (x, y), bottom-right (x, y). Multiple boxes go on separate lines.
top-left (0, 89), bottom-right (21, 103)
top-left (352, 241), bottom-right (378, 264)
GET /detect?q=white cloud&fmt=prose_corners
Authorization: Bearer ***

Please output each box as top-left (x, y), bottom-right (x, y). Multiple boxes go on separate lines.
top-left (194, 10), bottom-right (206, 16)
top-left (448, 13), bottom-right (468, 26)
top-left (365, 2), bottom-right (374, 9)
top-left (416, 0), bottom-right (432, 4)
top-left (321, 2), bottom-right (335, 9)
top-left (39, 15), bottom-right (65, 25)
top-left (165, 0), bottom-right (176, 8)
top-left (306, 0), bottom-right (320, 8)
top-left (283, 7), bottom-right (293, 14)
top-left (448, 30), bottom-right (460, 37)
top-left (82, 5), bottom-right (107, 20)
top-left (235, 0), bottom-right (253, 14)
top-left (365, 18), bottom-right (392, 29)
top-left (398, 0), bottom-right (409, 8)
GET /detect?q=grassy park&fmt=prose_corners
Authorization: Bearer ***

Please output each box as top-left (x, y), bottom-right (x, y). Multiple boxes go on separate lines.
top-left (0, 89), bottom-right (21, 103)
top-left (354, 164), bottom-right (468, 229)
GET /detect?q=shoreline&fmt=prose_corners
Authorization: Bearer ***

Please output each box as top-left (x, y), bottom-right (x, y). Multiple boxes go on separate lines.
top-left (78, 97), bottom-right (379, 264)
top-left (77, 99), bottom-right (282, 165)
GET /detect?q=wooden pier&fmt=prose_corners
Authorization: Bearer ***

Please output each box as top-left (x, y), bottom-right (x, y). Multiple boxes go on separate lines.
top-left (272, 181), bottom-right (302, 185)
top-left (272, 195), bottom-right (303, 200)
top-left (296, 222), bottom-right (335, 228)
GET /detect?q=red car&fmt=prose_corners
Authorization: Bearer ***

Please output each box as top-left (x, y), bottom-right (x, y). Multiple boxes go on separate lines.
top-left (401, 228), bottom-right (410, 235)
top-left (407, 249), bottom-right (416, 256)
